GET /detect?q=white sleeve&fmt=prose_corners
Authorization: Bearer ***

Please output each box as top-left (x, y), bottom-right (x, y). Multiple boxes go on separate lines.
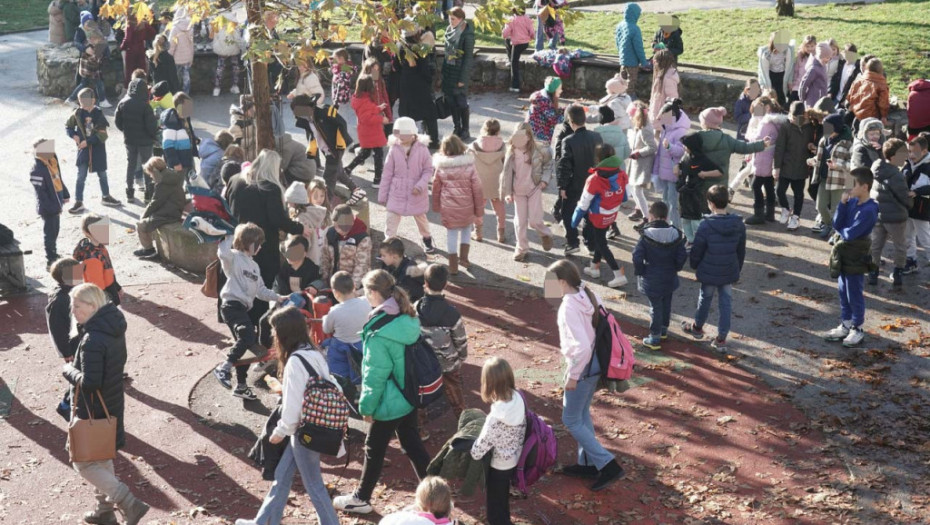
top-left (273, 359), bottom-right (308, 439)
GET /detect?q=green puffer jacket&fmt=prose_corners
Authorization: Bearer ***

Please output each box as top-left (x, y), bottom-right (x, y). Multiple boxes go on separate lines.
top-left (696, 128), bottom-right (766, 192)
top-left (426, 409), bottom-right (491, 496)
top-left (441, 20), bottom-right (475, 95)
top-left (359, 310), bottom-right (419, 421)
top-left (829, 237), bottom-right (875, 278)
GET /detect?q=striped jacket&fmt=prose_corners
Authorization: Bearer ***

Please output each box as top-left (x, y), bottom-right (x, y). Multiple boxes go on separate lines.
top-left (160, 108), bottom-right (198, 169)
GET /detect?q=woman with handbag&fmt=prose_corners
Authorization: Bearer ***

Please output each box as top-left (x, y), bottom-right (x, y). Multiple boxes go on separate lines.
top-left (234, 307), bottom-right (341, 525)
top-left (63, 283), bottom-right (150, 525)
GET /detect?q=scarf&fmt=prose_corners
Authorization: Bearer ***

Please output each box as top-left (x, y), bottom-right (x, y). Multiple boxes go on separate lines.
top-left (444, 21), bottom-right (464, 60)
top-left (39, 156), bottom-right (63, 193)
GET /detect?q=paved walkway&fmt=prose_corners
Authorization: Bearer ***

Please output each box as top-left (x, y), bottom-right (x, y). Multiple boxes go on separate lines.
top-left (573, 0), bottom-right (885, 13)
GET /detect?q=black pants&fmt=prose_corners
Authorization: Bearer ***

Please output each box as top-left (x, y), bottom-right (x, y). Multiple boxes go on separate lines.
top-left (125, 143), bottom-right (153, 197)
top-left (221, 300), bottom-right (256, 384)
top-left (506, 40), bottom-right (529, 90)
top-left (769, 70), bottom-right (786, 108)
top-left (487, 466), bottom-right (515, 525)
top-left (423, 117), bottom-right (439, 147)
top-left (322, 150), bottom-right (357, 196)
top-left (345, 147), bottom-right (384, 182)
top-left (752, 176), bottom-right (775, 213)
top-left (776, 177), bottom-right (806, 216)
top-left (590, 226), bottom-right (619, 271)
top-left (357, 409), bottom-right (430, 502)
top-left (42, 213), bottom-right (60, 263)
top-left (561, 189), bottom-right (582, 248)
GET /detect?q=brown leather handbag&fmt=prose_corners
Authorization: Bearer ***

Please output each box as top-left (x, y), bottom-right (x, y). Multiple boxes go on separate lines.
top-left (201, 259), bottom-right (220, 299)
top-left (67, 386), bottom-right (117, 463)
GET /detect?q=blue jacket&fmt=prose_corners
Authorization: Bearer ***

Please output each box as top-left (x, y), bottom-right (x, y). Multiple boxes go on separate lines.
top-left (198, 138), bottom-right (225, 190)
top-left (31, 156), bottom-right (70, 217)
top-left (833, 198), bottom-right (878, 242)
top-left (65, 106), bottom-right (108, 172)
top-left (614, 3), bottom-right (648, 67)
top-left (690, 213), bottom-right (746, 285)
top-left (632, 220), bottom-right (687, 297)
top-left (733, 94), bottom-right (752, 141)
top-left (161, 108), bottom-right (198, 169)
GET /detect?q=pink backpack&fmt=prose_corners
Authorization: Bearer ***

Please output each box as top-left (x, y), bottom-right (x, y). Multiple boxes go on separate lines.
top-left (512, 391), bottom-right (557, 495)
top-left (593, 304), bottom-right (636, 380)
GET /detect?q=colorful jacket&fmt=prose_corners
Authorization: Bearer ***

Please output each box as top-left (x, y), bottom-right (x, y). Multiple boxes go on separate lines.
top-left (161, 107), bottom-right (198, 169)
top-left (379, 135), bottom-right (433, 216)
top-left (526, 89), bottom-right (563, 142)
top-left (73, 238), bottom-right (121, 304)
top-left (470, 390), bottom-right (526, 470)
top-left (65, 106), bottom-right (108, 172)
top-left (360, 301), bottom-right (419, 421)
top-left (351, 93), bottom-right (388, 149)
top-left (614, 3), bottom-right (647, 67)
top-left (415, 294), bottom-right (468, 373)
top-left (745, 113), bottom-right (787, 178)
top-left (432, 154), bottom-right (485, 229)
top-left (812, 133), bottom-right (853, 191)
top-left (331, 61), bottom-right (357, 106)
top-left (31, 155), bottom-right (70, 217)
top-left (571, 155), bottom-right (628, 229)
top-left (320, 217), bottom-right (372, 289)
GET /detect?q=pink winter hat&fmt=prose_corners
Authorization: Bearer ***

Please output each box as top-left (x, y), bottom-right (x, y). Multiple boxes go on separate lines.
top-left (815, 42), bottom-right (834, 60)
top-left (699, 107), bottom-right (727, 129)
top-left (605, 76), bottom-right (629, 95)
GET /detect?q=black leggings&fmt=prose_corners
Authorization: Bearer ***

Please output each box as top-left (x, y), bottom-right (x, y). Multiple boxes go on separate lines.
top-left (769, 70), bottom-right (786, 108)
top-left (221, 301), bottom-right (256, 385)
top-left (345, 147), bottom-right (384, 181)
top-left (776, 177), bottom-right (806, 216)
top-left (591, 226), bottom-right (619, 271)
top-left (506, 40), bottom-right (529, 90)
top-left (752, 176), bottom-right (775, 211)
top-left (357, 409), bottom-right (430, 502)
top-left (487, 466), bottom-right (515, 525)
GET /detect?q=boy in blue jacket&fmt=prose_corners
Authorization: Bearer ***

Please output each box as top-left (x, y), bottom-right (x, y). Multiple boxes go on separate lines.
top-left (825, 168), bottom-right (878, 347)
top-left (30, 138), bottom-right (70, 267)
top-left (633, 201), bottom-right (688, 350)
top-left (614, 2), bottom-right (649, 95)
top-left (681, 184), bottom-right (746, 353)
top-left (65, 87), bottom-right (120, 212)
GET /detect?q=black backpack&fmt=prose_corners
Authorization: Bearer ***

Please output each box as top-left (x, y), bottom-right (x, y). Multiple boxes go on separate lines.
top-left (368, 314), bottom-right (445, 409)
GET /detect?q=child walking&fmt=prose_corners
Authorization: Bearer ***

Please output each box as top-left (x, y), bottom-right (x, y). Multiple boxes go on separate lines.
top-left (321, 271), bottom-right (370, 385)
top-left (500, 122), bottom-right (554, 261)
top-left (30, 138), bottom-right (70, 267)
top-left (347, 74), bottom-right (389, 187)
top-left (625, 101), bottom-right (656, 222)
top-left (652, 98), bottom-right (690, 229)
top-left (470, 357), bottom-right (526, 525)
top-left (330, 48), bottom-right (357, 108)
top-left (681, 185), bottom-right (746, 353)
top-left (432, 135), bottom-right (485, 275)
top-left (824, 168), bottom-right (878, 347)
top-left (868, 139), bottom-right (914, 287)
top-left (468, 119), bottom-right (507, 242)
top-left (904, 135), bottom-right (930, 272)
top-left (66, 87), bottom-right (120, 212)
top-left (287, 59), bottom-right (325, 106)
top-left (379, 117), bottom-right (436, 253)
top-left (633, 201), bottom-right (687, 349)
top-left (73, 213), bottom-right (122, 305)
top-left (213, 223), bottom-right (286, 400)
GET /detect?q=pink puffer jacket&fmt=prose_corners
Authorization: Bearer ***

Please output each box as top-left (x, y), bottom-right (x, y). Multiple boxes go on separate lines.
top-left (379, 135), bottom-right (433, 216)
top-left (652, 110), bottom-right (691, 182)
top-left (746, 113), bottom-right (786, 177)
top-left (432, 154), bottom-right (485, 229)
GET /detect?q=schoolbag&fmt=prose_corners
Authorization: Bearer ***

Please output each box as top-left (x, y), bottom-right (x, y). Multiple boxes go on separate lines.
top-left (293, 354), bottom-right (351, 456)
top-left (369, 314), bottom-right (445, 409)
top-left (591, 304), bottom-right (636, 381)
top-left (513, 390), bottom-right (557, 495)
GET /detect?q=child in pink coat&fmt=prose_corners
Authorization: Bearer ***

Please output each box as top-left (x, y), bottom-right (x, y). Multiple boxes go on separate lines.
top-left (379, 117), bottom-right (435, 253)
top-left (502, 6), bottom-right (535, 92)
top-left (432, 135), bottom-right (484, 274)
top-left (744, 97), bottom-right (786, 225)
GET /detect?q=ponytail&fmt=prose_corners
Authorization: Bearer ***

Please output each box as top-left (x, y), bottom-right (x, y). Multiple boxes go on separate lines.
top-left (392, 286), bottom-right (416, 317)
top-left (362, 269), bottom-right (416, 317)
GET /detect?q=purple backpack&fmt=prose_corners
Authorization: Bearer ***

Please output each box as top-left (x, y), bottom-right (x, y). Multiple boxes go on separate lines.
top-left (512, 391), bottom-right (558, 495)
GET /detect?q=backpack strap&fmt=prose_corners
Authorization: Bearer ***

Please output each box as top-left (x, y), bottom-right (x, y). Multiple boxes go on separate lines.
top-left (293, 352), bottom-right (358, 415)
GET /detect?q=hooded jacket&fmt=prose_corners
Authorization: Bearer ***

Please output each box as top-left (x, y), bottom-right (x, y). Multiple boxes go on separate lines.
top-left (812, 120), bottom-right (853, 191)
top-left (557, 285), bottom-right (599, 381)
top-left (632, 220), bottom-right (687, 297)
top-left (46, 283), bottom-right (75, 359)
top-left (471, 390), bottom-right (526, 470)
top-left (416, 293), bottom-right (468, 373)
top-left (557, 127), bottom-right (603, 193)
top-left (870, 159), bottom-right (913, 224)
top-left (360, 301), bottom-right (420, 421)
top-left (141, 166), bottom-right (185, 227)
top-left (384, 256), bottom-right (427, 304)
top-left (614, 3), bottom-right (648, 67)
top-left (351, 93), bottom-right (388, 149)
top-left (907, 80), bottom-right (930, 133)
top-left (904, 153), bottom-right (930, 221)
top-left (62, 303), bottom-right (128, 449)
top-left (627, 122), bottom-right (657, 185)
top-left (846, 71), bottom-right (890, 121)
top-left (798, 59), bottom-right (829, 109)
top-left (161, 107), bottom-right (198, 169)
top-left (502, 14), bottom-right (534, 45)
top-left (468, 136), bottom-right (505, 200)
top-left (850, 118), bottom-right (885, 170)
top-left (168, 13), bottom-right (194, 66)
top-left (774, 117), bottom-right (815, 179)
top-left (198, 138), bottom-right (225, 190)
top-left (432, 154), bottom-right (485, 229)
top-left (652, 110), bottom-right (691, 182)
top-left (527, 89), bottom-right (564, 142)
top-left (572, 155), bottom-right (628, 229)
top-left (321, 217), bottom-right (372, 288)
top-left (595, 124), bottom-right (632, 164)
top-left (380, 134), bottom-right (433, 216)
top-left (690, 213), bottom-right (746, 286)
top-left (65, 106), bottom-right (108, 172)
top-left (746, 113), bottom-right (787, 177)
top-left (500, 143), bottom-right (553, 197)
top-left (426, 409), bottom-right (490, 497)
top-left (217, 236), bottom-right (279, 309)
top-left (115, 79), bottom-right (158, 147)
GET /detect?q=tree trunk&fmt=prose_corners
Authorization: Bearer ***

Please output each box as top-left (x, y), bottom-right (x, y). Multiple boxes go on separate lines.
top-left (776, 0), bottom-right (795, 17)
top-left (246, 0), bottom-right (275, 151)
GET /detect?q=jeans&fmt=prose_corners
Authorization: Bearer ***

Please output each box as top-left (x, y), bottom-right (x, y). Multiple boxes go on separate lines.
top-left (177, 64), bottom-right (191, 94)
top-left (73, 460), bottom-right (129, 512)
top-left (655, 179), bottom-right (681, 228)
top-left (125, 143), bottom-right (153, 197)
top-left (253, 439), bottom-right (340, 525)
top-left (776, 177), bottom-right (806, 216)
top-left (357, 409), bottom-right (429, 502)
top-left (506, 41), bottom-right (529, 90)
top-left (68, 75), bottom-right (107, 102)
top-left (446, 224), bottom-right (473, 254)
top-left (562, 371), bottom-right (614, 470)
top-left (322, 337), bottom-right (362, 384)
top-left (43, 213), bottom-right (60, 262)
top-left (871, 221), bottom-right (908, 269)
top-left (693, 283), bottom-right (733, 340)
top-left (838, 274), bottom-right (865, 327)
top-left (534, 15), bottom-right (545, 51)
top-left (487, 466), bottom-right (515, 525)
top-left (221, 300), bottom-right (256, 385)
top-left (682, 219), bottom-right (702, 243)
top-left (647, 292), bottom-right (674, 337)
top-left (75, 164), bottom-right (109, 202)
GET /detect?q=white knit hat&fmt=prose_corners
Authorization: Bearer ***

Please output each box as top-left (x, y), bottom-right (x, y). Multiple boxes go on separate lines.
top-left (284, 181), bottom-right (309, 205)
top-left (393, 117), bottom-right (418, 136)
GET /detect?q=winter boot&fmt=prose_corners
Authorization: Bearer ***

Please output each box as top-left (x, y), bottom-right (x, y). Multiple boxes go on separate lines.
top-left (448, 254), bottom-right (459, 275)
top-left (426, 119), bottom-right (440, 150)
top-left (451, 107), bottom-right (462, 138)
top-left (744, 204), bottom-right (766, 225)
top-left (459, 243), bottom-right (471, 268)
top-left (459, 107), bottom-right (472, 141)
top-left (84, 492), bottom-right (118, 525)
top-left (892, 267), bottom-right (903, 287)
top-left (117, 493), bottom-right (150, 525)
top-left (765, 203), bottom-right (776, 222)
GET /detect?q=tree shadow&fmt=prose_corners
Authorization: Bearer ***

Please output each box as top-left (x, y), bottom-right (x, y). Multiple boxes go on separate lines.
top-left (120, 294), bottom-right (228, 346)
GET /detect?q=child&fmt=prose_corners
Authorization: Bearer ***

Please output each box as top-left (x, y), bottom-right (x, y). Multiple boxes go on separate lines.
top-left (681, 184), bottom-right (746, 353)
top-left (132, 157), bottom-right (184, 259)
top-left (868, 139), bottom-right (914, 287)
top-left (168, 7), bottom-right (194, 94)
top-left (285, 180), bottom-right (328, 265)
top-left (379, 476), bottom-right (458, 525)
top-left (633, 201), bottom-right (687, 350)
top-left (362, 57), bottom-right (393, 138)
top-left (824, 168), bottom-right (878, 347)
top-left (594, 106), bottom-right (631, 164)
top-left (789, 35), bottom-right (817, 103)
top-left (851, 117), bottom-right (885, 170)
top-left (220, 145), bottom-right (245, 188)
top-left (300, 94), bottom-right (366, 204)
top-left (798, 42), bottom-right (833, 109)
top-left (321, 204), bottom-right (372, 289)
top-left (467, 119), bottom-right (507, 242)
top-left (500, 121), bottom-right (555, 262)
top-left (46, 258), bottom-right (82, 361)
top-left (229, 94), bottom-right (257, 162)
top-left (213, 223), bottom-right (287, 400)
top-left (527, 76), bottom-right (564, 142)
top-left (744, 97), bottom-right (787, 225)
top-left (66, 87), bottom-right (120, 212)
top-left (432, 135), bottom-right (484, 275)
top-left (148, 34), bottom-right (181, 95)
top-left (598, 75), bottom-right (633, 131)
top-left (380, 117), bottom-right (436, 253)
top-left (734, 79), bottom-right (762, 141)
top-left (470, 357), bottom-right (526, 525)
top-left (677, 132), bottom-right (722, 244)
top-left (73, 213), bottom-right (122, 305)
top-left (832, 43), bottom-right (859, 106)
top-left (757, 31), bottom-right (795, 109)
top-left (288, 59), bottom-right (325, 105)
top-left (379, 236), bottom-right (426, 303)
top-left (199, 130), bottom-right (235, 191)
top-left (808, 112), bottom-right (853, 239)
top-left (330, 48), bottom-right (357, 108)
top-left (501, 6), bottom-right (534, 92)
top-left (773, 101), bottom-right (816, 230)
top-left (210, 11), bottom-right (243, 97)
top-left (626, 100), bottom-right (657, 221)
top-left (652, 98), bottom-right (690, 230)
top-left (847, 58), bottom-right (890, 124)
top-left (150, 81), bottom-right (175, 159)
top-left (321, 271), bottom-right (370, 385)
top-left (571, 144), bottom-right (629, 288)
top-left (416, 264), bottom-right (468, 419)
top-left (30, 138), bottom-right (70, 267)
top-left (904, 135), bottom-right (930, 273)
top-left (614, 2), bottom-right (649, 92)
top-left (648, 49), bottom-right (679, 123)
top-left (347, 74), bottom-right (389, 187)
top-left (162, 92), bottom-right (199, 174)
top-left (274, 235), bottom-right (324, 296)
top-left (68, 44), bottom-right (107, 107)
top-left (651, 15), bottom-right (683, 59)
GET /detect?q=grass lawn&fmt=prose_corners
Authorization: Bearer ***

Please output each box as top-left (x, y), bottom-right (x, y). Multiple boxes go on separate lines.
top-left (0, 0), bottom-right (51, 33)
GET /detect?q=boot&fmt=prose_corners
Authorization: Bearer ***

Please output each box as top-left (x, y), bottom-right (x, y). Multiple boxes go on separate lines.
top-left (448, 254), bottom-right (459, 275)
top-left (125, 188), bottom-right (134, 203)
top-left (83, 509), bottom-right (118, 525)
top-left (425, 119), bottom-right (440, 150)
top-left (744, 204), bottom-right (765, 225)
top-left (459, 107), bottom-right (472, 141)
top-left (451, 107), bottom-right (462, 138)
top-left (459, 243), bottom-right (471, 268)
top-left (765, 202), bottom-right (776, 222)
top-left (892, 267), bottom-right (903, 287)
top-left (117, 493), bottom-right (150, 525)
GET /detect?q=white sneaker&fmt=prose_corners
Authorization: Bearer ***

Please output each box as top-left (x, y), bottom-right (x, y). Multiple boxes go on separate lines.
top-left (230, 85), bottom-right (240, 94)
top-left (213, 87), bottom-right (221, 97)
top-left (842, 327), bottom-right (865, 347)
top-left (333, 494), bottom-right (373, 514)
top-left (235, 520), bottom-right (258, 525)
top-left (787, 215), bottom-right (800, 231)
top-left (99, 100), bottom-right (112, 108)
top-left (778, 208), bottom-right (790, 225)
top-left (824, 322), bottom-right (851, 342)
top-left (607, 272), bottom-right (628, 288)
top-left (583, 265), bottom-right (601, 279)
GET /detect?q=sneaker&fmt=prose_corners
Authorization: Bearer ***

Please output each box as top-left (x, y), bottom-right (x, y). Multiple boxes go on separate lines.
top-left (508, 87), bottom-right (520, 93)
top-left (867, 270), bottom-right (878, 286)
top-left (591, 460), bottom-right (624, 492)
top-left (842, 327), bottom-right (865, 347)
top-left (101, 195), bottom-right (122, 207)
top-left (627, 209), bottom-right (643, 221)
top-left (778, 208), bottom-right (790, 225)
top-left (132, 247), bottom-right (157, 259)
top-left (213, 366), bottom-right (232, 389)
top-left (233, 385), bottom-right (257, 401)
top-left (99, 100), bottom-right (112, 108)
top-left (585, 245), bottom-right (596, 257)
top-left (583, 265), bottom-right (601, 279)
top-left (810, 221), bottom-right (824, 234)
top-left (419, 430), bottom-right (430, 441)
top-left (902, 258), bottom-right (919, 275)
top-left (633, 220), bottom-right (647, 232)
top-left (346, 187), bottom-right (367, 205)
top-left (824, 322), bottom-right (851, 342)
top-left (606, 224), bottom-right (620, 239)
top-left (371, 178), bottom-right (380, 189)
top-left (213, 87), bottom-right (221, 97)
top-left (230, 85), bottom-right (240, 95)
top-left (681, 321), bottom-right (705, 340)
top-left (606, 272), bottom-right (627, 288)
top-left (234, 520), bottom-right (258, 525)
top-left (513, 251), bottom-right (527, 262)
top-left (642, 335), bottom-right (661, 350)
top-left (68, 201), bottom-right (85, 214)
top-left (891, 267), bottom-right (903, 287)
top-left (542, 235), bottom-right (553, 252)
top-left (564, 245), bottom-right (579, 255)
top-left (787, 215), bottom-right (800, 231)
top-left (559, 464), bottom-right (599, 478)
top-left (333, 494), bottom-right (373, 514)
top-left (423, 236), bottom-right (436, 254)
top-left (660, 330), bottom-right (668, 340)
top-left (710, 337), bottom-right (727, 353)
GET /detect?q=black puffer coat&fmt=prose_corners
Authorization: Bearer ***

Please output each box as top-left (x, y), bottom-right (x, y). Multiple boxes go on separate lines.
top-left (114, 78), bottom-right (157, 146)
top-left (63, 303), bottom-right (128, 449)
top-left (398, 45), bottom-right (437, 122)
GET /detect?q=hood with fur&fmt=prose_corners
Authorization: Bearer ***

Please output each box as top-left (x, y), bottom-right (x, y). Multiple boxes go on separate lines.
top-left (433, 152), bottom-right (476, 171)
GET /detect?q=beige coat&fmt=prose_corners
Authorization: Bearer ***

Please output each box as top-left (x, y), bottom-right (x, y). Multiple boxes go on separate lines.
top-left (468, 138), bottom-right (506, 200)
top-left (626, 123), bottom-right (657, 186)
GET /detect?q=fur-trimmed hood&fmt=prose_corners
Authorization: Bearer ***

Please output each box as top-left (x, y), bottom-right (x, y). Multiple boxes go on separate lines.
top-left (388, 134), bottom-right (431, 147)
top-left (433, 152), bottom-right (476, 170)
top-left (761, 113), bottom-right (789, 128)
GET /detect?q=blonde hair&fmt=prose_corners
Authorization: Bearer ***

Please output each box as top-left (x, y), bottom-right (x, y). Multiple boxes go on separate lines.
top-left (440, 134), bottom-right (467, 157)
top-left (480, 356), bottom-right (515, 403)
top-left (233, 222), bottom-right (266, 252)
top-left (415, 476), bottom-right (453, 519)
top-left (152, 34), bottom-right (168, 66)
top-left (798, 35), bottom-right (817, 59)
top-left (630, 100), bottom-right (649, 130)
top-left (143, 156), bottom-right (167, 177)
top-left (362, 269), bottom-right (416, 317)
top-left (69, 283), bottom-right (108, 312)
top-left (246, 149), bottom-right (285, 204)
top-left (508, 122), bottom-right (538, 158)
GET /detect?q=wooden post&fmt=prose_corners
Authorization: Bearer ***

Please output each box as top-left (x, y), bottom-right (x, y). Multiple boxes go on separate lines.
top-left (246, 0), bottom-right (276, 151)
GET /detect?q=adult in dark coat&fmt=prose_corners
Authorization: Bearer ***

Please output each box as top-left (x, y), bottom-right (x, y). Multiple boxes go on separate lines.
top-left (397, 34), bottom-right (439, 148)
top-left (441, 8), bottom-right (476, 141)
top-left (115, 78), bottom-right (158, 202)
